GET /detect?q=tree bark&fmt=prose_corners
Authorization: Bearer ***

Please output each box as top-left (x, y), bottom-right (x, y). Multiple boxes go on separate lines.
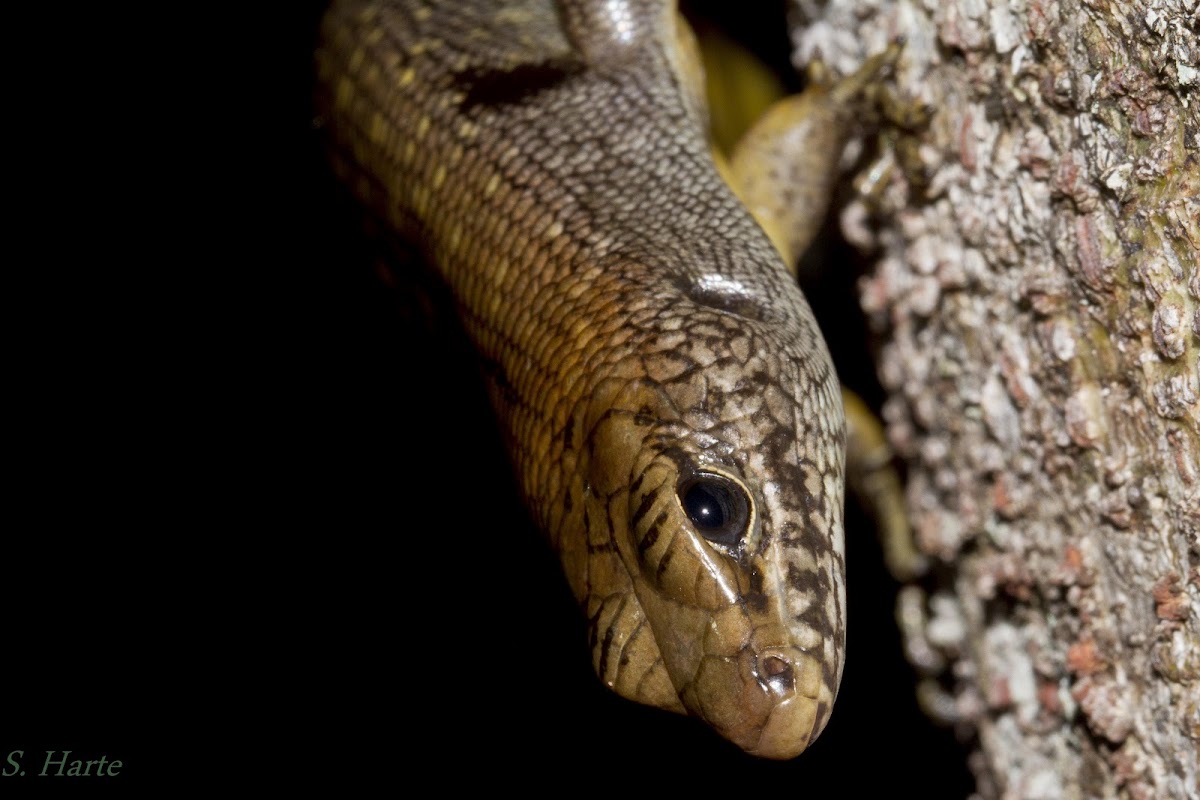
top-left (794, 0), bottom-right (1200, 797)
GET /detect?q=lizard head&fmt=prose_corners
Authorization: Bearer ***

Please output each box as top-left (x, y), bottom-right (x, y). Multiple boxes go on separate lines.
top-left (562, 295), bottom-right (847, 760)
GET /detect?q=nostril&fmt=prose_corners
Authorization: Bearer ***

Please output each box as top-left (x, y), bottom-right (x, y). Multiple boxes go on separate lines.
top-left (760, 653), bottom-right (794, 694)
top-left (763, 655), bottom-right (790, 677)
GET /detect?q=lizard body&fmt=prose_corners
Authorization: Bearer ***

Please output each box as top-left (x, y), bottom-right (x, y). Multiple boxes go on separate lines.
top-left (316, 0), bottom-right (890, 758)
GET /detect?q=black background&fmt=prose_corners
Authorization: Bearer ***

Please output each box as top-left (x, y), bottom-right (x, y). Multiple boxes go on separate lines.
top-left (3, 1), bottom-right (972, 794)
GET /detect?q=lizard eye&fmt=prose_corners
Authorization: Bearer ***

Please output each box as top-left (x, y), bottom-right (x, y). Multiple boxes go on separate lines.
top-left (679, 473), bottom-right (750, 547)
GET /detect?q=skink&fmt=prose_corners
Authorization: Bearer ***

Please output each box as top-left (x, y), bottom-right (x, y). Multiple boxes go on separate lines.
top-left (316, 0), bottom-right (890, 759)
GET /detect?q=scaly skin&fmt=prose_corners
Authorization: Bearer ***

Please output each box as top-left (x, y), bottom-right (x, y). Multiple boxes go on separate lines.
top-left (317, 0), bottom-right (851, 759)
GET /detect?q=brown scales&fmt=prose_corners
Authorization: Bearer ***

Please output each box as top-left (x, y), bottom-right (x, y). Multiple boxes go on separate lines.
top-left (316, 0), bottom-right (896, 759)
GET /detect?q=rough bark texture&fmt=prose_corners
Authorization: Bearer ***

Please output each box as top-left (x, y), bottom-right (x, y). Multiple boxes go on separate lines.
top-left (793, 0), bottom-right (1200, 797)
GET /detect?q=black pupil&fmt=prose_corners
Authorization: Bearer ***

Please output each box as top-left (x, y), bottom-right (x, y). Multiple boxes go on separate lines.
top-left (683, 482), bottom-right (731, 529)
top-left (680, 476), bottom-right (748, 546)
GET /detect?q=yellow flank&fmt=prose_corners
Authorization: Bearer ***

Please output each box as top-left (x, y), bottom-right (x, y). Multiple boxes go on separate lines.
top-left (726, 43), bottom-right (902, 271)
top-left (841, 390), bottom-right (928, 582)
top-left (693, 22), bottom-right (787, 158)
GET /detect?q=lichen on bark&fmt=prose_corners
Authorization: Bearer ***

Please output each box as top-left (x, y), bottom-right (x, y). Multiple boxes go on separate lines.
top-left (792, 0), bottom-right (1200, 797)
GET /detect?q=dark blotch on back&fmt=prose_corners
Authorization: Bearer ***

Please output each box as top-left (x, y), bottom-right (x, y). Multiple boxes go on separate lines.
top-left (456, 58), bottom-right (582, 107)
